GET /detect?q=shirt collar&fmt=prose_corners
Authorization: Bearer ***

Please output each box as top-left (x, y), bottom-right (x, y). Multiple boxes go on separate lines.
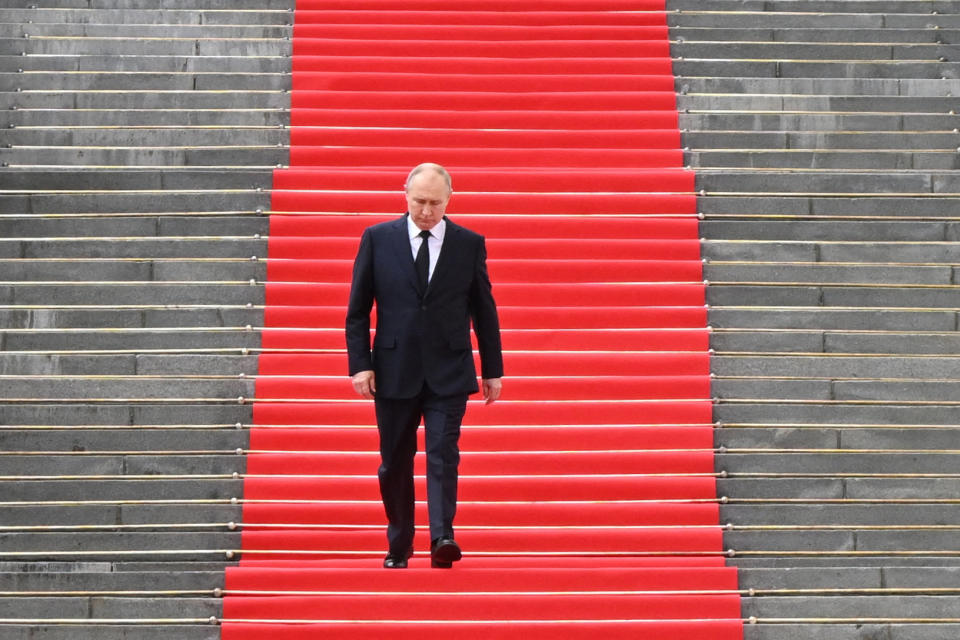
top-left (407, 215), bottom-right (446, 242)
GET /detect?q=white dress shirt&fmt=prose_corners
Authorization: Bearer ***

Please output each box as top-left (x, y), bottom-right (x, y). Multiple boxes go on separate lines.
top-left (407, 216), bottom-right (445, 283)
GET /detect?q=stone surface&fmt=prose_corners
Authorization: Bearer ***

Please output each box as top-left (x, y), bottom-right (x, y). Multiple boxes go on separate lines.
top-left (0, 3), bottom-right (287, 632)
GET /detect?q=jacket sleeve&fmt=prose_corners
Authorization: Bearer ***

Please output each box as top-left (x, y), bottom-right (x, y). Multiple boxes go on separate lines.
top-left (469, 236), bottom-right (504, 380)
top-left (345, 228), bottom-right (375, 375)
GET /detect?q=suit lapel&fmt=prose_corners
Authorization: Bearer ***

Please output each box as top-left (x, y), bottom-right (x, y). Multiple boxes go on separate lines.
top-left (389, 214), bottom-right (422, 295)
top-left (425, 217), bottom-right (459, 298)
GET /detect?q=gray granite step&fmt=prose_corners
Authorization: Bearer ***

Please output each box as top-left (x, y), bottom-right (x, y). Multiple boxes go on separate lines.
top-left (673, 58), bottom-right (960, 79)
top-left (0, 454), bottom-right (247, 476)
top-left (672, 0), bottom-right (960, 13)
top-left (714, 356), bottom-right (960, 378)
top-left (680, 94), bottom-right (960, 113)
top-left (692, 150), bottom-right (959, 170)
top-left (0, 479), bottom-right (242, 502)
top-left (711, 329), bottom-right (960, 353)
top-left (0, 378), bottom-right (254, 400)
top-left (0, 72), bottom-right (289, 91)
top-left (0, 354), bottom-right (259, 376)
top-left (0, 624), bottom-right (218, 639)
top-left (705, 263), bottom-right (955, 284)
top-left (682, 113), bottom-right (960, 132)
top-left (0, 146), bottom-right (287, 167)
top-left (25, 0), bottom-right (294, 10)
top-left (672, 10), bottom-right (952, 29)
top-left (2, 108), bottom-right (289, 127)
top-left (714, 403), bottom-right (960, 426)
top-left (1, 8), bottom-right (291, 25)
top-left (718, 452), bottom-right (960, 474)
top-left (744, 623), bottom-right (960, 640)
top-left (700, 196), bottom-right (960, 218)
top-left (687, 131), bottom-right (960, 150)
top-left (701, 220), bottom-right (959, 241)
top-left (716, 426), bottom-right (960, 451)
top-left (0, 429), bottom-right (248, 452)
top-left (0, 569), bottom-right (224, 590)
top-left (0, 403), bottom-right (252, 427)
top-left (6, 24), bottom-right (290, 38)
top-left (2, 129), bottom-right (287, 146)
top-left (676, 41), bottom-right (956, 61)
top-left (2, 239), bottom-right (267, 259)
top-left (0, 193), bottom-right (272, 214)
top-left (709, 309), bottom-right (959, 331)
top-left (0, 283), bottom-right (265, 306)
top-left (674, 27), bottom-right (960, 44)
top-left (742, 594), bottom-right (960, 618)
top-left (0, 260), bottom-right (266, 281)
top-left (0, 330), bottom-right (262, 351)
top-left (0, 169), bottom-right (274, 191)
top-left (681, 76), bottom-right (960, 96)
top-left (722, 504), bottom-right (960, 526)
top-left (0, 36), bottom-right (290, 57)
top-left (714, 377), bottom-right (960, 402)
top-left (0, 90), bottom-right (288, 110)
top-left (0, 309), bottom-right (263, 330)
top-left (704, 241), bottom-right (960, 263)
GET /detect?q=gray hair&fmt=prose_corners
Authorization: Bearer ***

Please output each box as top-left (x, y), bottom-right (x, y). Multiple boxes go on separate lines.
top-left (405, 163), bottom-right (452, 193)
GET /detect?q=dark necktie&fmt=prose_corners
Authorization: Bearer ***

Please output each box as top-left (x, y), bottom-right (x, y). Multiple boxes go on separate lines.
top-left (415, 229), bottom-right (431, 291)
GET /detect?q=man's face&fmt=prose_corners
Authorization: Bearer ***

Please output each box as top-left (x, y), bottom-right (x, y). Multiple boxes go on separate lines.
top-left (406, 170), bottom-right (450, 231)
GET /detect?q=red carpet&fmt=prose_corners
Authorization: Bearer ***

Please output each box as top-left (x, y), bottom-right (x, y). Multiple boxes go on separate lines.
top-left (222, 1), bottom-right (742, 638)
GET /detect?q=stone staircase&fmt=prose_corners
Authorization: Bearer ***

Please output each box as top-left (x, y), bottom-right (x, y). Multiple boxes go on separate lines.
top-left (0, 0), bottom-right (959, 638)
top-left (673, 0), bottom-right (960, 637)
top-left (0, 2), bottom-right (291, 638)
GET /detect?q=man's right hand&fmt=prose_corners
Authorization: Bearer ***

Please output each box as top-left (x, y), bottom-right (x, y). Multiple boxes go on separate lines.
top-left (352, 370), bottom-right (376, 399)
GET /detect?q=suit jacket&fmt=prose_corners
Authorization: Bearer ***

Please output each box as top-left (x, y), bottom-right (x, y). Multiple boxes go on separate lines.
top-left (346, 214), bottom-right (504, 399)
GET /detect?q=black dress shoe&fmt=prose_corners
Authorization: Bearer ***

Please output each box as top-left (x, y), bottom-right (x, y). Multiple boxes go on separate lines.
top-left (430, 537), bottom-right (461, 568)
top-left (383, 546), bottom-right (413, 569)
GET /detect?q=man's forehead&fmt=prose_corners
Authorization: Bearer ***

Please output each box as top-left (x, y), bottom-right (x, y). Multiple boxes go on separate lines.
top-left (407, 175), bottom-right (450, 200)
top-left (409, 169), bottom-right (446, 186)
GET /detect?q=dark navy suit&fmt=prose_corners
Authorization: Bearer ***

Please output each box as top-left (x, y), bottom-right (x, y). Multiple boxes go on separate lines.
top-left (345, 214), bottom-right (503, 552)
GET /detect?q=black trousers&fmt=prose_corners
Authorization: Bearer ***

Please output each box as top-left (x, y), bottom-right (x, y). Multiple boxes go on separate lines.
top-left (374, 384), bottom-right (468, 553)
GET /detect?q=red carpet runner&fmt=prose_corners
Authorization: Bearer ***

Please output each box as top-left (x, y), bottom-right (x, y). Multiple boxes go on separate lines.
top-left (222, 1), bottom-right (743, 637)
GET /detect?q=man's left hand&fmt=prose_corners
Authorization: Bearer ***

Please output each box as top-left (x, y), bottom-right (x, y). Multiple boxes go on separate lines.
top-left (482, 378), bottom-right (502, 405)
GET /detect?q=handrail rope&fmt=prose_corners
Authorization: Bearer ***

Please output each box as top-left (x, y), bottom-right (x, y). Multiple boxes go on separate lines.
top-left (685, 109), bottom-right (960, 116)
top-left (0, 615), bottom-right (956, 627)
top-left (15, 145), bottom-right (960, 153)
top-left (5, 348), bottom-right (960, 359)
top-left (13, 33), bottom-right (956, 49)
top-left (5, 279), bottom-right (960, 288)
top-left (0, 422), bottom-right (955, 430)
top-left (10, 165), bottom-right (960, 174)
top-left (5, 522), bottom-right (960, 533)
top-left (708, 260), bottom-right (960, 267)
top-left (0, 447), bottom-right (955, 455)
top-left (5, 349), bottom-right (960, 358)
top-left (1, 497), bottom-right (957, 507)
top-left (4, 398), bottom-right (960, 406)
top-left (2, 258), bottom-right (959, 269)
top-left (0, 423), bottom-right (712, 429)
top-left (8, 125), bottom-right (959, 133)
top-left (0, 587), bottom-right (960, 599)
top-left (0, 472), bottom-right (956, 482)
top-left (6, 188), bottom-right (960, 198)
top-left (0, 328), bottom-right (956, 338)
top-left (0, 617), bottom-right (215, 625)
top-left (0, 549), bottom-right (959, 559)
top-left (26, 7), bottom-right (290, 11)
